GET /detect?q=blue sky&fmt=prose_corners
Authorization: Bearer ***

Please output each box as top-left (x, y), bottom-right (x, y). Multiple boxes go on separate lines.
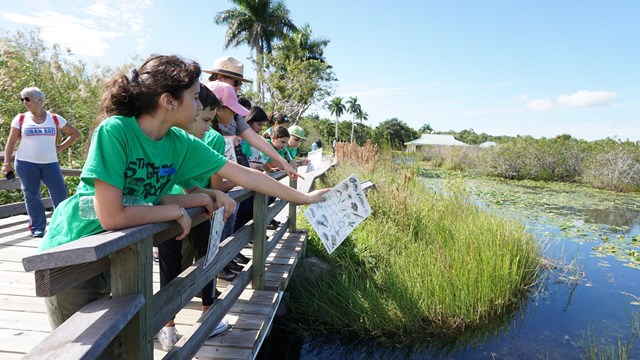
top-left (1, 0), bottom-right (638, 141)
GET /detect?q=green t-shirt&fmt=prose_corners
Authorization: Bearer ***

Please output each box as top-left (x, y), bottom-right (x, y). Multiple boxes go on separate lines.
top-left (259, 139), bottom-right (287, 164)
top-left (40, 116), bottom-right (227, 251)
top-left (168, 129), bottom-right (226, 194)
top-left (240, 139), bottom-right (252, 158)
top-left (284, 146), bottom-right (298, 162)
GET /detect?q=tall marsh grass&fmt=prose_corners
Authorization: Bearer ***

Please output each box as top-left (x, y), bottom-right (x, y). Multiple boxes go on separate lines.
top-left (288, 146), bottom-right (540, 343)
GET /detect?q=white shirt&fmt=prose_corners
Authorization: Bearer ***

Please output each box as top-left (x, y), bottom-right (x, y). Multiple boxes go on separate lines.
top-left (11, 112), bottom-right (67, 164)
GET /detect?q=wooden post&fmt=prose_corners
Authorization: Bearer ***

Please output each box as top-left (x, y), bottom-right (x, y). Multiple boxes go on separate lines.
top-left (110, 235), bottom-right (153, 359)
top-left (252, 193), bottom-right (267, 290)
top-left (288, 177), bottom-right (297, 233)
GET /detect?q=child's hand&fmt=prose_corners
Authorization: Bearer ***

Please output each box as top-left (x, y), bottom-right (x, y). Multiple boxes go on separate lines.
top-left (282, 161), bottom-right (305, 181)
top-left (212, 190), bottom-right (237, 220)
top-left (304, 188), bottom-right (330, 204)
top-left (175, 208), bottom-right (192, 241)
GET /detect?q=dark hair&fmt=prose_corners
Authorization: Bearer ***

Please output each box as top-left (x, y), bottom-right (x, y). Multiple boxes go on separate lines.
top-left (98, 55), bottom-right (201, 120)
top-left (238, 96), bottom-right (252, 110)
top-left (267, 112), bottom-right (289, 126)
top-left (199, 83), bottom-right (221, 110)
top-left (246, 106), bottom-right (268, 124)
top-left (270, 125), bottom-right (290, 140)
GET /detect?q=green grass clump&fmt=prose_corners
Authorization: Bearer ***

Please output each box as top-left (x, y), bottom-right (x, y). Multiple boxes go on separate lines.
top-left (288, 156), bottom-right (540, 343)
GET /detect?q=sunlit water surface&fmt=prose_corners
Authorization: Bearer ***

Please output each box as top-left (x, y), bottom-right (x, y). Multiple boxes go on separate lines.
top-left (257, 176), bottom-right (640, 359)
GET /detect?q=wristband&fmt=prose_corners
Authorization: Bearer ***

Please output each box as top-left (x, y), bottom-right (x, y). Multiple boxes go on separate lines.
top-left (177, 206), bottom-right (187, 219)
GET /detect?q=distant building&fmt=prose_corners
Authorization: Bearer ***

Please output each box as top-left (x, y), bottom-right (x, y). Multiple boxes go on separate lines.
top-left (404, 134), bottom-right (469, 151)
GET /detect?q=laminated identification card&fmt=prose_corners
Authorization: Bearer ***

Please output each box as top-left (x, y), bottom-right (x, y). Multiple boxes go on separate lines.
top-left (304, 174), bottom-right (371, 254)
top-left (205, 207), bottom-right (225, 268)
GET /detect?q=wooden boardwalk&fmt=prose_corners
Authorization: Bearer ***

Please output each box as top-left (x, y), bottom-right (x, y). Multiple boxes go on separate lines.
top-left (0, 210), bottom-right (308, 359)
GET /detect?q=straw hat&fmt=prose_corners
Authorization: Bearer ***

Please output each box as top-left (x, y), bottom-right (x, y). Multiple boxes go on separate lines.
top-left (202, 56), bottom-right (253, 83)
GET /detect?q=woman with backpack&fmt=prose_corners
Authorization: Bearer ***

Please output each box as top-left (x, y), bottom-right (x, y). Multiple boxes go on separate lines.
top-left (1, 87), bottom-right (81, 237)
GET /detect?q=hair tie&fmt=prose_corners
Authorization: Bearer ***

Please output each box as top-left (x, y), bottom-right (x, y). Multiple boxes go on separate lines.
top-left (128, 68), bottom-right (139, 84)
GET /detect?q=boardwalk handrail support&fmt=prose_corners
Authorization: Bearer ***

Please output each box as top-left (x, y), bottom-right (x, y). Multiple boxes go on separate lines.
top-left (18, 163), bottom-right (332, 359)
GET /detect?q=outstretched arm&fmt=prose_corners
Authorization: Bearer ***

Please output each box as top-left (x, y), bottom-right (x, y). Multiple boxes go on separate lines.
top-left (216, 161), bottom-right (328, 205)
top-left (239, 128), bottom-right (303, 180)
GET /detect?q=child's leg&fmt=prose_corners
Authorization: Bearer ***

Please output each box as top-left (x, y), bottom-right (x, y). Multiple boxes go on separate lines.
top-left (158, 238), bottom-right (183, 326)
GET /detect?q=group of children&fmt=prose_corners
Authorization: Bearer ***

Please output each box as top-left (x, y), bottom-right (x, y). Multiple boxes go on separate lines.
top-left (36, 54), bottom-right (328, 351)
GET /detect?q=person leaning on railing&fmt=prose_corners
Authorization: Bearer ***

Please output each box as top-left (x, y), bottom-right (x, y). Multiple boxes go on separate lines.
top-left (38, 54), bottom-right (330, 331)
top-left (1, 86), bottom-right (81, 238)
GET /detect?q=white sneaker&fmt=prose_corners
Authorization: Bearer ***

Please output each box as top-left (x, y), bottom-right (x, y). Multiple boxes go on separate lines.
top-left (158, 326), bottom-right (178, 351)
top-left (210, 318), bottom-right (229, 337)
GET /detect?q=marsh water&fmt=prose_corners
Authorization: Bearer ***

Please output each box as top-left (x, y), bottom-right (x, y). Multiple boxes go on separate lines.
top-left (257, 175), bottom-right (640, 359)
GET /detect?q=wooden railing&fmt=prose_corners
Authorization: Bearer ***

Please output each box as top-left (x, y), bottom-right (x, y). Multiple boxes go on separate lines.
top-left (16, 166), bottom-right (331, 360)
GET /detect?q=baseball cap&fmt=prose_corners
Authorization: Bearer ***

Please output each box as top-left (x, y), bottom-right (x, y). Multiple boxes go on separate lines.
top-left (205, 80), bottom-right (249, 116)
top-left (288, 125), bottom-right (307, 140)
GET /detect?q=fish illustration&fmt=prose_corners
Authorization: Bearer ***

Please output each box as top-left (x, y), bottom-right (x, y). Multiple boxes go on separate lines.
top-left (316, 220), bottom-right (329, 228)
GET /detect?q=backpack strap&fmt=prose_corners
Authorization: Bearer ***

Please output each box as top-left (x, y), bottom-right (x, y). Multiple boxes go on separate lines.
top-left (51, 113), bottom-right (60, 144)
top-left (18, 113), bottom-right (25, 139)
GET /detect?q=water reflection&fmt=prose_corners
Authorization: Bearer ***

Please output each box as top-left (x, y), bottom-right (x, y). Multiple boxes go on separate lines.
top-left (546, 205), bottom-right (640, 231)
top-left (257, 176), bottom-right (640, 359)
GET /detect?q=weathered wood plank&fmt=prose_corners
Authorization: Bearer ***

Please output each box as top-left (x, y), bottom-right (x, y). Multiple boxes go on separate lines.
top-left (0, 294), bottom-right (47, 312)
top-left (0, 329), bottom-right (48, 355)
top-left (22, 294), bottom-right (144, 360)
top-left (0, 199), bottom-right (53, 218)
top-left (252, 193), bottom-right (268, 290)
top-left (33, 257), bottom-right (110, 297)
top-left (111, 236), bottom-right (153, 359)
top-left (0, 309), bottom-right (51, 332)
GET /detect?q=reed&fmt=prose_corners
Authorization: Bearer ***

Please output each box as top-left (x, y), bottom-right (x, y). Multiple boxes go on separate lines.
top-left (287, 148), bottom-right (540, 343)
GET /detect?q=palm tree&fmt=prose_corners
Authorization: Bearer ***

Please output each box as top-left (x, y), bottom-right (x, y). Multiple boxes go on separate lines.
top-left (326, 96), bottom-right (345, 141)
top-left (355, 110), bottom-right (369, 143)
top-left (215, 0), bottom-right (297, 101)
top-left (278, 23), bottom-right (329, 62)
top-left (346, 96), bottom-right (361, 143)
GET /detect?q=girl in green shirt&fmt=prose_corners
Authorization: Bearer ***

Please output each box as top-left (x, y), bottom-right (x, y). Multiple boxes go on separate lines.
top-left (41, 55), bottom-right (329, 331)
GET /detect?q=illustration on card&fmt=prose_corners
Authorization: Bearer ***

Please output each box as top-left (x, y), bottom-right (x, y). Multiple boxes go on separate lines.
top-left (303, 174), bottom-right (371, 254)
top-left (223, 138), bottom-right (238, 163)
top-left (205, 207), bottom-right (225, 268)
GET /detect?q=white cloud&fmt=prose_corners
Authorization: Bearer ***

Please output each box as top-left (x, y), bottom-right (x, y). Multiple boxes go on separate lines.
top-left (0, 0), bottom-right (152, 57)
top-left (525, 98), bottom-right (553, 112)
top-left (517, 94), bottom-right (553, 112)
top-left (557, 90), bottom-right (618, 108)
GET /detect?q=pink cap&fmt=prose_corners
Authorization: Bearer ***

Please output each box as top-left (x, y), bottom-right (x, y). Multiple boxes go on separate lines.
top-left (205, 80), bottom-right (249, 116)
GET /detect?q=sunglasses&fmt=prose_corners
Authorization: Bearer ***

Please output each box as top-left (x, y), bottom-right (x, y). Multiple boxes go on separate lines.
top-left (20, 97), bottom-right (30, 102)
top-left (233, 79), bottom-right (243, 87)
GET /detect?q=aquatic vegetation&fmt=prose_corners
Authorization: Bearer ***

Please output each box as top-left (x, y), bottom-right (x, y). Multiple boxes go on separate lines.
top-left (287, 155), bottom-right (539, 342)
top-left (421, 175), bottom-right (640, 270)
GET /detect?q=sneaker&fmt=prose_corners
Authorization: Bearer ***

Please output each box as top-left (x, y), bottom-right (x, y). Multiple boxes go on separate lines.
top-left (210, 318), bottom-right (229, 337)
top-left (32, 230), bottom-right (44, 238)
top-left (217, 267), bottom-right (237, 281)
top-left (234, 253), bottom-right (250, 264)
top-left (158, 326), bottom-right (178, 351)
top-left (226, 260), bottom-right (244, 272)
top-left (267, 220), bottom-right (281, 230)
top-left (214, 288), bottom-right (222, 300)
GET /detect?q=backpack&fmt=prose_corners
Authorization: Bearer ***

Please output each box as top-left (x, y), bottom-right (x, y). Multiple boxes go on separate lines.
top-left (18, 112), bottom-right (60, 143)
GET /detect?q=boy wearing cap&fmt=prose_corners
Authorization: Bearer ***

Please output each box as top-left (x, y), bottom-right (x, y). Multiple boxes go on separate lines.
top-left (285, 125), bottom-right (311, 168)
